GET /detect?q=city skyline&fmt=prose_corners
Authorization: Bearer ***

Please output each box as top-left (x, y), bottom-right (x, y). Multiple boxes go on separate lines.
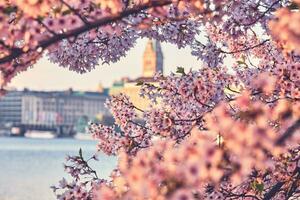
top-left (8, 39), bottom-right (201, 91)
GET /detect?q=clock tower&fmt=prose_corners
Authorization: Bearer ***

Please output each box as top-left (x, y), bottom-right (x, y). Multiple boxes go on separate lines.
top-left (142, 40), bottom-right (163, 77)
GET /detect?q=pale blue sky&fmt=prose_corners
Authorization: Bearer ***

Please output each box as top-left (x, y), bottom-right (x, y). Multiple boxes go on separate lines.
top-left (8, 39), bottom-right (202, 91)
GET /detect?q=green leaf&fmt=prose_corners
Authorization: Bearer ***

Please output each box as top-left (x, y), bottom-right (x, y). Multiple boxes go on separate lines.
top-left (256, 183), bottom-right (264, 192)
top-left (251, 181), bottom-right (264, 193)
top-left (176, 67), bottom-right (186, 75)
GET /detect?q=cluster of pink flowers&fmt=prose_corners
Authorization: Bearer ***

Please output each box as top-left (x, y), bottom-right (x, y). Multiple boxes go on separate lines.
top-left (52, 150), bottom-right (100, 200)
top-left (87, 83), bottom-right (300, 199)
top-left (270, 0), bottom-right (300, 53)
top-left (0, 0), bottom-right (213, 87)
top-left (89, 123), bottom-right (123, 155)
top-left (105, 93), bottom-right (137, 128)
top-left (1, 1), bottom-right (300, 199)
top-left (47, 33), bottom-right (101, 73)
top-left (67, 65), bottom-right (299, 199)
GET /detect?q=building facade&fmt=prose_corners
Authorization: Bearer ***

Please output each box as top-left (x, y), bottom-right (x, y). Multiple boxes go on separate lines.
top-left (0, 90), bottom-right (23, 125)
top-left (0, 89), bottom-right (109, 134)
top-left (109, 39), bottom-right (164, 110)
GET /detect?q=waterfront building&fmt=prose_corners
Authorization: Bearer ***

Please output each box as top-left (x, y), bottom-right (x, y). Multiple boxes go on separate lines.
top-left (109, 40), bottom-right (163, 110)
top-left (0, 88), bottom-right (109, 135)
top-left (0, 90), bottom-right (23, 125)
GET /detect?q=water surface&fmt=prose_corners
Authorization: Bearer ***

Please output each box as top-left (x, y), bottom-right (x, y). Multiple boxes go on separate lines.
top-left (0, 137), bottom-right (116, 200)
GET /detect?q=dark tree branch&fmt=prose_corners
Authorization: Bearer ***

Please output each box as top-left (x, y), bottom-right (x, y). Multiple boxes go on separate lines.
top-left (276, 118), bottom-right (300, 146)
top-left (173, 115), bottom-right (203, 123)
top-left (286, 169), bottom-right (300, 199)
top-left (195, 39), bottom-right (270, 55)
top-left (0, 0), bottom-right (173, 65)
top-left (0, 39), bottom-right (11, 50)
top-left (243, 0), bottom-right (282, 26)
top-left (220, 39), bottom-right (270, 54)
top-left (225, 86), bottom-right (240, 94)
top-left (263, 181), bottom-right (285, 200)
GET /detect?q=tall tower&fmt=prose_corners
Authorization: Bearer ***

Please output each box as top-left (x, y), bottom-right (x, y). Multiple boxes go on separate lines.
top-left (142, 40), bottom-right (164, 77)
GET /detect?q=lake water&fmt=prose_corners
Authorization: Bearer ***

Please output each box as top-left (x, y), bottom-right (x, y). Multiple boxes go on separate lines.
top-left (0, 137), bottom-right (117, 200)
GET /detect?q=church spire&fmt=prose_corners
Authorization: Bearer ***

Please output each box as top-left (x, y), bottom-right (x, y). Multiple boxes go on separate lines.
top-left (142, 39), bottom-right (164, 78)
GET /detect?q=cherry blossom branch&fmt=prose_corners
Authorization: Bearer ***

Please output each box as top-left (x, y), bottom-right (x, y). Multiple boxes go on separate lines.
top-left (243, 0), bottom-right (282, 26)
top-left (128, 120), bottom-right (151, 131)
top-left (0, 0), bottom-right (173, 65)
top-left (174, 123), bottom-right (197, 142)
top-left (142, 82), bottom-right (180, 96)
top-left (275, 118), bottom-right (300, 146)
top-left (225, 192), bottom-right (261, 200)
top-left (263, 182), bottom-right (284, 200)
top-left (36, 19), bottom-right (58, 36)
top-left (194, 39), bottom-right (270, 56)
top-left (193, 89), bottom-right (214, 108)
top-left (262, 169), bottom-right (297, 200)
top-left (220, 39), bottom-right (270, 54)
top-left (286, 171), bottom-right (300, 199)
top-left (173, 115), bottom-right (203, 123)
top-left (114, 96), bottom-right (144, 113)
